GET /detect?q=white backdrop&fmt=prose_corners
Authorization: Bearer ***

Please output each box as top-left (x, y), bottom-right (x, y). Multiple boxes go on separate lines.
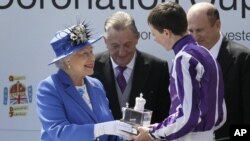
top-left (0, 0), bottom-right (249, 140)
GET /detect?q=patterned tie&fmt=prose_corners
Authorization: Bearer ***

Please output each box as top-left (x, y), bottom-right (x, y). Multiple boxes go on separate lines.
top-left (116, 66), bottom-right (127, 93)
top-left (77, 87), bottom-right (85, 97)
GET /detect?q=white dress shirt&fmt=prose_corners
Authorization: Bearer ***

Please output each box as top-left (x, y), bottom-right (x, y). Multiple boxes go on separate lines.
top-left (110, 52), bottom-right (136, 82)
top-left (209, 32), bottom-right (223, 58)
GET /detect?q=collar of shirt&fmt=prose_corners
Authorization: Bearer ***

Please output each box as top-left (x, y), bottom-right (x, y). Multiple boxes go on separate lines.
top-left (110, 51), bottom-right (136, 82)
top-left (209, 32), bottom-right (223, 59)
top-left (75, 84), bottom-right (93, 110)
top-left (172, 35), bottom-right (196, 55)
top-left (76, 84), bottom-right (87, 96)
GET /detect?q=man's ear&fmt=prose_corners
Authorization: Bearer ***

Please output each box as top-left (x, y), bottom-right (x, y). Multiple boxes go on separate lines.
top-left (103, 36), bottom-right (108, 48)
top-left (163, 28), bottom-right (171, 37)
top-left (136, 32), bottom-right (140, 39)
top-left (214, 19), bottom-right (221, 32)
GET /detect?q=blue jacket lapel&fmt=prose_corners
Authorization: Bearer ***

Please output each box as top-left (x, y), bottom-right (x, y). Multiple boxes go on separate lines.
top-left (57, 70), bottom-right (98, 122)
top-left (84, 77), bottom-right (105, 121)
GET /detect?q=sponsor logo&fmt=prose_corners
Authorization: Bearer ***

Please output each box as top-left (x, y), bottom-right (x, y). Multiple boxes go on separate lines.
top-left (3, 75), bottom-right (33, 117)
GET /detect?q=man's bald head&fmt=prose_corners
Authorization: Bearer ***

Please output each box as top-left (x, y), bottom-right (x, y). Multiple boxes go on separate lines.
top-left (187, 2), bottom-right (220, 26)
top-left (187, 2), bottom-right (221, 50)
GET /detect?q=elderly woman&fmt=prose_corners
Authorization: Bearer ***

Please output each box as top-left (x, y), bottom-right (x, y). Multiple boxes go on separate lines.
top-left (36, 22), bottom-right (132, 141)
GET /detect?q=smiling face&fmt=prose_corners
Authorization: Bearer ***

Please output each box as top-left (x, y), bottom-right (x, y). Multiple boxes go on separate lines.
top-left (104, 27), bottom-right (139, 66)
top-left (68, 46), bottom-right (95, 78)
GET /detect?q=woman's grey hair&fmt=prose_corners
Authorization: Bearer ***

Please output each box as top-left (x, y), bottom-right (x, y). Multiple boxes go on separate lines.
top-left (55, 55), bottom-right (71, 70)
top-left (55, 59), bottom-right (66, 69)
top-left (104, 11), bottom-right (138, 37)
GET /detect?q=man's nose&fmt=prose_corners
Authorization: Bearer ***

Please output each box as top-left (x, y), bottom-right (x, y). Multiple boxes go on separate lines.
top-left (190, 32), bottom-right (199, 40)
top-left (118, 47), bottom-right (126, 56)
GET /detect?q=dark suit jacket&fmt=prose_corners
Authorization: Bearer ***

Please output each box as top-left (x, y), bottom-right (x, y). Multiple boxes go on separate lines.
top-left (92, 50), bottom-right (171, 123)
top-left (215, 37), bottom-right (250, 140)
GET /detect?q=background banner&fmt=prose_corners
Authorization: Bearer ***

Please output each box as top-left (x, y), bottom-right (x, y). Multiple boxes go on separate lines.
top-left (0, 0), bottom-right (249, 140)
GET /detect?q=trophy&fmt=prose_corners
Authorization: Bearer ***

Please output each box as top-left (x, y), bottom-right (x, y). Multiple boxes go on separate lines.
top-left (120, 93), bottom-right (153, 134)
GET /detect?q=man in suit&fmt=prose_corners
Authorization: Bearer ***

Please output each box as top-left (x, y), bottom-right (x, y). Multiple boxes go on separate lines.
top-left (187, 2), bottom-right (250, 140)
top-left (92, 11), bottom-right (171, 123)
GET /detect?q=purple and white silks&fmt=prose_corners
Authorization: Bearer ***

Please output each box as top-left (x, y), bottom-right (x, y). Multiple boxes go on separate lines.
top-left (152, 35), bottom-right (226, 141)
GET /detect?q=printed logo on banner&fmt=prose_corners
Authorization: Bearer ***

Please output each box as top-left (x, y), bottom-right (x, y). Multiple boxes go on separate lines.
top-left (3, 75), bottom-right (33, 117)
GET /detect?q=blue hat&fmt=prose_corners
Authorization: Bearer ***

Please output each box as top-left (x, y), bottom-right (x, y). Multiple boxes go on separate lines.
top-left (49, 23), bottom-right (102, 65)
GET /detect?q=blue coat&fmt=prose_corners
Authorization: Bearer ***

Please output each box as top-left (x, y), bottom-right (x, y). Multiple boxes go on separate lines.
top-left (36, 69), bottom-right (120, 141)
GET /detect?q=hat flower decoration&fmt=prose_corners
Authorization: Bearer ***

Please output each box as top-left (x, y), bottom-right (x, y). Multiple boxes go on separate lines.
top-left (70, 24), bottom-right (88, 46)
top-left (49, 22), bottom-right (102, 65)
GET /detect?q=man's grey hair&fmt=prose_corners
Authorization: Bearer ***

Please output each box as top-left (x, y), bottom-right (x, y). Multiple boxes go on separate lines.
top-left (104, 11), bottom-right (139, 37)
